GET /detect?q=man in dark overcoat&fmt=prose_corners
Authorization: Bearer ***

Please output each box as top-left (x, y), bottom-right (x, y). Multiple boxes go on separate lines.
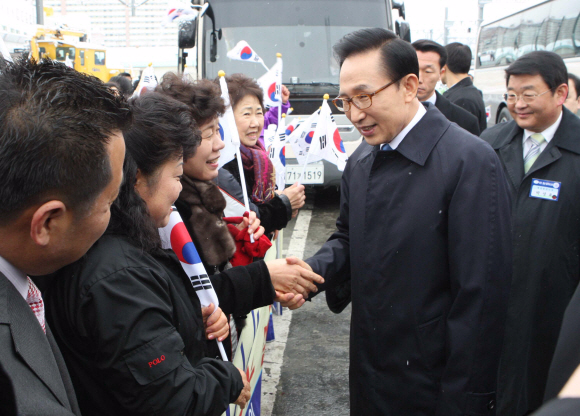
top-left (480, 51), bottom-right (579, 416)
top-left (306, 28), bottom-right (512, 415)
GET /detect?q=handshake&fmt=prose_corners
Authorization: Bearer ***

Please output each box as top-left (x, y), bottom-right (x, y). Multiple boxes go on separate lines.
top-left (266, 256), bottom-right (324, 310)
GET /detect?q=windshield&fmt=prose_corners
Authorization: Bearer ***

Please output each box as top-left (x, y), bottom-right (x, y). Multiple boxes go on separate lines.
top-left (205, 0), bottom-right (390, 83)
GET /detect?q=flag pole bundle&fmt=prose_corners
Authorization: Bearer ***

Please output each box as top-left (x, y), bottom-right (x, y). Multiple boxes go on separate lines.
top-left (297, 94), bottom-right (348, 185)
top-left (217, 70), bottom-right (255, 243)
top-left (159, 208), bottom-right (228, 361)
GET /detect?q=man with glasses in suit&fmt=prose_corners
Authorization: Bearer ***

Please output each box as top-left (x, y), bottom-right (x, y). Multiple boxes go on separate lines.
top-left (306, 28), bottom-right (512, 416)
top-left (481, 51), bottom-right (580, 416)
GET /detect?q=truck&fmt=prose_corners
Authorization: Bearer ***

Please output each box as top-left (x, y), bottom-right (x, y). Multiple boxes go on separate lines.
top-left (178, 0), bottom-right (410, 187)
top-left (30, 26), bottom-right (121, 82)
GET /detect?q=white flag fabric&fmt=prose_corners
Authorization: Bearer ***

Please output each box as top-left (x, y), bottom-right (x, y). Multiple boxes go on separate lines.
top-left (159, 208), bottom-right (227, 360)
top-left (162, 2), bottom-right (196, 26)
top-left (0, 37), bottom-right (13, 62)
top-left (132, 65), bottom-right (157, 98)
top-left (286, 110), bottom-right (322, 165)
top-left (257, 57), bottom-right (282, 108)
top-left (226, 40), bottom-right (267, 68)
top-left (217, 76), bottom-right (241, 168)
top-left (265, 118), bottom-right (287, 189)
top-left (309, 100), bottom-right (348, 171)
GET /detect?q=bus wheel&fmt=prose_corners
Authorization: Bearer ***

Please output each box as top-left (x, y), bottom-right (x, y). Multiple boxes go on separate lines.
top-left (498, 107), bottom-right (512, 124)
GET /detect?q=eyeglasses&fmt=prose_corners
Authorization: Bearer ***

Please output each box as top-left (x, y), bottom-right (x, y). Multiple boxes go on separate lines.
top-left (333, 78), bottom-right (401, 112)
top-left (503, 88), bottom-right (555, 104)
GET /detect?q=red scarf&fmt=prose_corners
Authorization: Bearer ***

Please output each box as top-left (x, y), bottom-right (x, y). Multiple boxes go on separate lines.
top-left (239, 142), bottom-right (276, 204)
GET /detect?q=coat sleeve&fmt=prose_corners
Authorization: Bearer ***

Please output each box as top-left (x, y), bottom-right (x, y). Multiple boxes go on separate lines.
top-left (436, 137), bottom-right (512, 415)
top-left (79, 267), bottom-right (243, 416)
top-left (305, 159), bottom-right (352, 313)
top-left (210, 261), bottom-right (275, 316)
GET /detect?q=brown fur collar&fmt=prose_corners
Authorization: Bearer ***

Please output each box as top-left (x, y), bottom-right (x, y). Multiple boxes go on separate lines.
top-left (179, 175), bottom-right (236, 266)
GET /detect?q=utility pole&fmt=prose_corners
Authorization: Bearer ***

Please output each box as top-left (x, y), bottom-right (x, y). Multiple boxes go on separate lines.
top-left (443, 7), bottom-right (450, 45)
top-left (117, 0), bottom-right (151, 17)
top-left (36, 0), bottom-right (44, 25)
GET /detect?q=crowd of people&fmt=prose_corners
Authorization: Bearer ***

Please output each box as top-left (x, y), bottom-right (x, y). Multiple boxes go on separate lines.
top-left (1, 26), bottom-right (580, 416)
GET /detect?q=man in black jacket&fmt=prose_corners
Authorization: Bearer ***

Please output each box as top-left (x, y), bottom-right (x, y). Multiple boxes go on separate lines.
top-left (442, 42), bottom-right (487, 132)
top-left (307, 28), bottom-right (512, 416)
top-left (412, 39), bottom-right (480, 136)
top-left (0, 57), bottom-right (130, 415)
top-left (481, 51), bottom-right (579, 416)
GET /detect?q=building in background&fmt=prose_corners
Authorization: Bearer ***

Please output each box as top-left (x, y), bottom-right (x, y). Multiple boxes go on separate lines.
top-left (0, 0), bottom-right (36, 53)
top-left (44, 0), bottom-right (177, 47)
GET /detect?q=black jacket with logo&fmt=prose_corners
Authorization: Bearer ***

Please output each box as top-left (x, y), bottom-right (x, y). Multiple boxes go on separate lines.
top-left (481, 108), bottom-right (580, 416)
top-left (44, 234), bottom-right (274, 416)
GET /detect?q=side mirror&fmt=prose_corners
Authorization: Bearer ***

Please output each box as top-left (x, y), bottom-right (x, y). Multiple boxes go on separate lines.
top-left (392, 1), bottom-right (406, 20)
top-left (178, 18), bottom-right (197, 49)
top-left (396, 20), bottom-right (411, 42)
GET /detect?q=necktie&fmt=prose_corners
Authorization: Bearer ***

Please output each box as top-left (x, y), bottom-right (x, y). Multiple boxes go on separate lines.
top-left (26, 277), bottom-right (46, 333)
top-left (524, 133), bottom-right (546, 174)
top-left (381, 143), bottom-right (393, 151)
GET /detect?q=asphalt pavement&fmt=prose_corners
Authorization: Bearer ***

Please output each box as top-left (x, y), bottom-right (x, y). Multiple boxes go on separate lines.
top-left (263, 187), bottom-right (351, 416)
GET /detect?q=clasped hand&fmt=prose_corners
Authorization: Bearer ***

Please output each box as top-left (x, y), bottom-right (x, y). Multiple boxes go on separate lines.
top-left (266, 256), bottom-right (324, 310)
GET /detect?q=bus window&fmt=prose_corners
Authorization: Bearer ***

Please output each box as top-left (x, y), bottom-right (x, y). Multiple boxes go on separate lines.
top-left (80, 49), bottom-right (85, 66)
top-left (94, 51), bottom-right (105, 66)
top-left (39, 47), bottom-right (46, 58)
top-left (56, 47), bottom-right (75, 61)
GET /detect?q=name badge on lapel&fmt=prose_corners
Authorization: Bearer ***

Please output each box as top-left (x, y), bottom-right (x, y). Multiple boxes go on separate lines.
top-left (530, 179), bottom-right (560, 201)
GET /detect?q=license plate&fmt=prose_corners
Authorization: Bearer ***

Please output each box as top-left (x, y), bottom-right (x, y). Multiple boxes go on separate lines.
top-left (285, 163), bottom-right (324, 184)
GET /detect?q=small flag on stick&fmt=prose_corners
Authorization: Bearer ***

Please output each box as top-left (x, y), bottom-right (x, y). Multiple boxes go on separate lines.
top-left (226, 40), bottom-right (269, 71)
top-left (159, 208), bottom-right (228, 361)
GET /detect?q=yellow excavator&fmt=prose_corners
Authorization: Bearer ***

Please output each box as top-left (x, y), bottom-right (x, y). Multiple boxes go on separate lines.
top-left (30, 26), bottom-right (121, 82)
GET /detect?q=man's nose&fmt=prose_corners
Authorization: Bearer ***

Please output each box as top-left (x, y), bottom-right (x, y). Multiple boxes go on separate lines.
top-left (348, 105), bottom-right (366, 123)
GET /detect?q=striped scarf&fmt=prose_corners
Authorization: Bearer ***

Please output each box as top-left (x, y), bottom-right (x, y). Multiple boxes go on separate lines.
top-left (239, 142), bottom-right (276, 204)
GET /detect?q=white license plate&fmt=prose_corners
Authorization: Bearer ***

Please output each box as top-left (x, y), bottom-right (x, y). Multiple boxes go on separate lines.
top-left (285, 163), bottom-right (324, 184)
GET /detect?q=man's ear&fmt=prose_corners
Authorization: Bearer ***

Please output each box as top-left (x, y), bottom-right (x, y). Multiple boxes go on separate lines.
top-left (440, 65), bottom-right (447, 82)
top-left (30, 200), bottom-right (68, 246)
top-left (555, 83), bottom-right (569, 106)
top-left (402, 74), bottom-right (419, 103)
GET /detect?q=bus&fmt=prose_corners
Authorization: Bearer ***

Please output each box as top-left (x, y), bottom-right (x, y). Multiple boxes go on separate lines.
top-left (181, 0), bottom-right (410, 187)
top-left (473, 0), bottom-right (580, 126)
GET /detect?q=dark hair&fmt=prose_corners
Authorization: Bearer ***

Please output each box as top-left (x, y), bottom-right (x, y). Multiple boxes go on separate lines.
top-left (412, 39), bottom-right (447, 69)
top-left (505, 51), bottom-right (568, 90)
top-left (225, 73), bottom-right (264, 110)
top-left (156, 73), bottom-right (225, 126)
top-left (109, 75), bottom-right (134, 98)
top-left (569, 74), bottom-right (580, 99)
top-left (333, 28), bottom-right (419, 86)
top-left (0, 57), bottom-right (131, 226)
top-left (445, 42), bottom-right (472, 74)
top-left (119, 72), bottom-right (132, 78)
top-left (107, 92), bottom-right (200, 252)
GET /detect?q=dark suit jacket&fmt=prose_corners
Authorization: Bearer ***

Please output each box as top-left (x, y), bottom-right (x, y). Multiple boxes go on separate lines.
top-left (434, 90), bottom-right (481, 136)
top-left (481, 107), bottom-right (580, 416)
top-left (443, 77), bottom-right (488, 132)
top-left (0, 273), bottom-right (80, 416)
top-left (307, 103), bottom-right (512, 415)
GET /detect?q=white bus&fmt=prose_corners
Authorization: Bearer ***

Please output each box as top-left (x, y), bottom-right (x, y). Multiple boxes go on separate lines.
top-left (473, 0), bottom-right (580, 126)
top-left (180, 0), bottom-right (410, 187)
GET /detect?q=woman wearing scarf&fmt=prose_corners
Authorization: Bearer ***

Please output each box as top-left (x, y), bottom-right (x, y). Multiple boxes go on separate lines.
top-left (155, 74), bottom-right (321, 358)
top-left (222, 74), bottom-right (306, 236)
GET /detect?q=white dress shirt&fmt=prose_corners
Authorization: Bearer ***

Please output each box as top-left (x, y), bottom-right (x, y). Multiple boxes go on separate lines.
top-left (0, 254), bottom-right (28, 300)
top-left (424, 92), bottom-right (437, 106)
top-left (522, 111), bottom-right (562, 158)
top-left (382, 103), bottom-right (427, 150)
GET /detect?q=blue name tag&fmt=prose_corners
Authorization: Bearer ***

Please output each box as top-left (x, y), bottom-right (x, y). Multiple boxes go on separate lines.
top-left (529, 178), bottom-right (561, 201)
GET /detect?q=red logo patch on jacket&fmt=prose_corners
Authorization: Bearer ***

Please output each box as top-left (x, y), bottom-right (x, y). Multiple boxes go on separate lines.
top-left (148, 355), bottom-right (166, 367)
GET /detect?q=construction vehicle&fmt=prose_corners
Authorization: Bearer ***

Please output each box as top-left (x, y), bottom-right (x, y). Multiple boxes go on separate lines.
top-left (30, 26), bottom-right (121, 82)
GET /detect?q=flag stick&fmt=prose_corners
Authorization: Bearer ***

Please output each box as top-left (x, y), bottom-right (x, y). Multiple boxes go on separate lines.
top-left (219, 70), bottom-right (255, 243)
top-left (261, 61), bottom-right (270, 72)
top-left (276, 53), bottom-right (284, 259)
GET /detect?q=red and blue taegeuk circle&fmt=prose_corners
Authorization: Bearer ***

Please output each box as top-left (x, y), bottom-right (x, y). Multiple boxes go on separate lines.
top-left (333, 129), bottom-right (345, 153)
top-left (305, 130), bottom-right (314, 144)
top-left (170, 222), bottom-right (202, 264)
top-left (268, 83), bottom-right (278, 102)
top-left (279, 147), bottom-right (286, 165)
top-left (240, 46), bottom-right (252, 60)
